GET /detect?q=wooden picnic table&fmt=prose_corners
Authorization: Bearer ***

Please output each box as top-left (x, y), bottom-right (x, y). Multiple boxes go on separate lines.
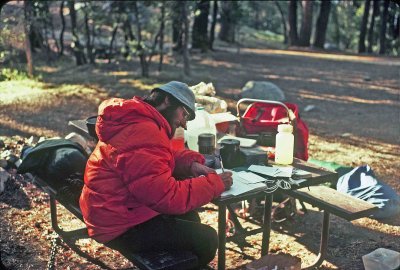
top-left (68, 119), bottom-right (339, 270)
top-left (213, 159), bottom-right (337, 270)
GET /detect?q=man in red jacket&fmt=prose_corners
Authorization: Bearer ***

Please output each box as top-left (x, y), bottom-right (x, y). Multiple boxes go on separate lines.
top-left (79, 81), bottom-right (233, 267)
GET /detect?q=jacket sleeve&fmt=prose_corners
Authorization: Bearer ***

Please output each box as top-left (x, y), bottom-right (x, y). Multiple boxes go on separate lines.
top-left (172, 149), bottom-right (205, 177)
top-left (118, 146), bottom-right (225, 215)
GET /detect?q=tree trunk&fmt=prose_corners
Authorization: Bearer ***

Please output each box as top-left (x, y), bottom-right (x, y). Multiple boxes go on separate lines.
top-left (133, 2), bottom-right (148, 77)
top-left (172, 1), bottom-right (183, 52)
top-left (379, 0), bottom-right (390, 54)
top-left (219, 1), bottom-right (236, 43)
top-left (68, 0), bottom-right (86, 65)
top-left (192, 0), bottom-right (210, 52)
top-left (391, 2), bottom-right (400, 40)
top-left (83, 3), bottom-right (94, 64)
top-left (46, 2), bottom-right (60, 55)
top-left (59, 0), bottom-right (65, 56)
top-left (367, 0), bottom-right (379, 53)
top-left (251, 2), bottom-right (261, 30)
top-left (24, 1), bottom-right (33, 77)
top-left (209, 0), bottom-right (218, 50)
top-left (396, 13), bottom-right (400, 40)
top-left (90, 22), bottom-right (97, 58)
top-left (288, 0), bottom-right (299, 46)
top-left (123, 19), bottom-right (135, 58)
top-left (0, 2), bottom-right (8, 14)
top-left (158, 2), bottom-right (165, 71)
top-left (275, 1), bottom-right (288, 44)
top-left (332, 3), bottom-right (341, 47)
top-left (298, 0), bottom-right (313, 47)
top-left (42, 3), bottom-right (51, 61)
top-left (29, 16), bottom-right (44, 52)
top-left (148, 28), bottom-right (161, 67)
top-left (182, 2), bottom-right (191, 76)
top-left (108, 20), bottom-right (120, 64)
top-left (314, 0), bottom-right (331, 48)
top-left (387, 2), bottom-right (399, 40)
top-left (358, 0), bottom-right (371, 53)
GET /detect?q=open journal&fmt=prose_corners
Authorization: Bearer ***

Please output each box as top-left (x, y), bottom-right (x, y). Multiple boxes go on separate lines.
top-left (216, 169), bottom-right (267, 198)
top-left (216, 165), bottom-right (313, 198)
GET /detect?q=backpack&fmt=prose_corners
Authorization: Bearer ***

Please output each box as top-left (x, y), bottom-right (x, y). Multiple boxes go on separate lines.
top-left (18, 139), bottom-right (88, 202)
top-left (337, 165), bottom-right (400, 219)
top-left (239, 101), bottom-right (309, 161)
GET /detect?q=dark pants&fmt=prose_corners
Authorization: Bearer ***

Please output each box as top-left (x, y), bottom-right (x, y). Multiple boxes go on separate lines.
top-left (105, 211), bottom-right (218, 268)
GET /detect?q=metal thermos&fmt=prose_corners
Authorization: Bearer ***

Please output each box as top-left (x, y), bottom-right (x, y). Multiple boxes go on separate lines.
top-left (198, 133), bottom-right (216, 155)
top-left (219, 139), bottom-right (241, 169)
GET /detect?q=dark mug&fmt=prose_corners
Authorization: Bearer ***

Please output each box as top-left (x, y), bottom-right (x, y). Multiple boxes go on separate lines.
top-left (219, 139), bottom-right (242, 169)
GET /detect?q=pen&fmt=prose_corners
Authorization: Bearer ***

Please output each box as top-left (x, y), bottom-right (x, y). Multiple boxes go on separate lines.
top-left (219, 155), bottom-right (225, 173)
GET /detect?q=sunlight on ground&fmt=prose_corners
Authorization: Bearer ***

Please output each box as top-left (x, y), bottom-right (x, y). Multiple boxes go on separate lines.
top-left (199, 58), bottom-right (236, 68)
top-left (108, 71), bottom-right (131, 76)
top-left (299, 89), bottom-right (397, 105)
top-left (0, 115), bottom-right (56, 135)
top-left (0, 79), bottom-right (107, 105)
top-left (309, 134), bottom-right (400, 192)
top-left (353, 216), bottom-right (400, 235)
top-left (240, 48), bottom-right (400, 66)
top-left (270, 229), bottom-right (338, 269)
top-left (36, 66), bottom-right (60, 73)
top-left (0, 80), bottom-right (45, 104)
top-left (118, 79), bottom-right (160, 91)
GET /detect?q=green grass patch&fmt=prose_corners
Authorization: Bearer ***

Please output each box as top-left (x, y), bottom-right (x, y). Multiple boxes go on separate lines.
top-left (237, 26), bottom-right (286, 49)
top-left (0, 68), bottom-right (33, 81)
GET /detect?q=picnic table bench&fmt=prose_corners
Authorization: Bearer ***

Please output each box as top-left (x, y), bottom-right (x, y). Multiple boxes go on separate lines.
top-left (284, 185), bottom-right (377, 269)
top-left (32, 175), bottom-right (199, 270)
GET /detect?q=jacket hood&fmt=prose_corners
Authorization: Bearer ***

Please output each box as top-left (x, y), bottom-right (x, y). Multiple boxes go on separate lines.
top-left (95, 97), bottom-right (172, 143)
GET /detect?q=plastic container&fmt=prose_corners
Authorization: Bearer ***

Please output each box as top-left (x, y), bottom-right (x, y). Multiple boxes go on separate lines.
top-left (171, 127), bottom-right (185, 151)
top-left (186, 107), bottom-right (216, 152)
top-left (274, 124), bottom-right (294, 165)
top-left (362, 248), bottom-right (400, 270)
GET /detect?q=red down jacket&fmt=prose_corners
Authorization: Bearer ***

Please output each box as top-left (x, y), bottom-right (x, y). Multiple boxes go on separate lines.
top-left (79, 97), bottom-right (225, 243)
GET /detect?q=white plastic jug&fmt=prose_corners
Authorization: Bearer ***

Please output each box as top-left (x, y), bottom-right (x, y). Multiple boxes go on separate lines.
top-left (362, 248), bottom-right (400, 270)
top-left (274, 124), bottom-right (294, 165)
top-left (186, 107), bottom-right (217, 152)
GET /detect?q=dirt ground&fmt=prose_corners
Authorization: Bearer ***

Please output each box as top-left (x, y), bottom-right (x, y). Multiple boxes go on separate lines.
top-left (0, 47), bottom-right (399, 270)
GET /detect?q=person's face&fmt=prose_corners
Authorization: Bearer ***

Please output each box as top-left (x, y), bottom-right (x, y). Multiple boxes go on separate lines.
top-left (159, 105), bottom-right (190, 136)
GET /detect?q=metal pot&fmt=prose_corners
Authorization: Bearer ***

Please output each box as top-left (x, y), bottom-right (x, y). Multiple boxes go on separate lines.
top-left (85, 116), bottom-right (98, 140)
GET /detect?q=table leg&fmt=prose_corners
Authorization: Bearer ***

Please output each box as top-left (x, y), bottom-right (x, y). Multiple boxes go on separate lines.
top-left (261, 193), bottom-right (273, 255)
top-left (218, 204), bottom-right (226, 270)
top-left (227, 204), bottom-right (246, 234)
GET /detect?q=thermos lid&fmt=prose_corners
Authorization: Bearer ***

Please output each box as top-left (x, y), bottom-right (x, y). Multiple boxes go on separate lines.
top-left (198, 133), bottom-right (215, 146)
top-left (278, 124), bottom-right (293, 133)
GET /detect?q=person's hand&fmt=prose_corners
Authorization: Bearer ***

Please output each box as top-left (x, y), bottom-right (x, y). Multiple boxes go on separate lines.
top-left (219, 171), bottom-right (233, 191)
top-left (190, 162), bottom-right (216, 177)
